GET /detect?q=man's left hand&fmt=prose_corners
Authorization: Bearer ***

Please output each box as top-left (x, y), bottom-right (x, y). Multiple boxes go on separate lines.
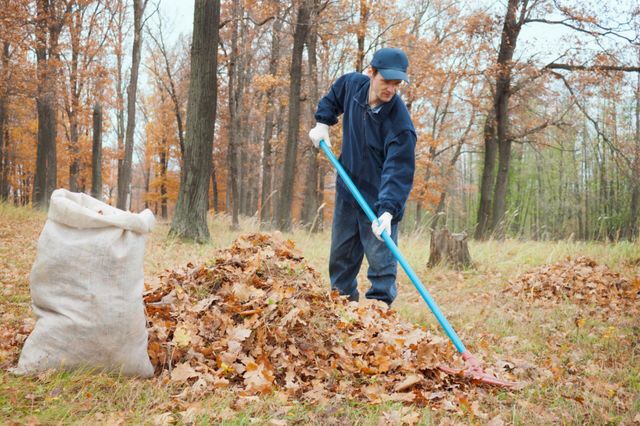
top-left (372, 212), bottom-right (392, 241)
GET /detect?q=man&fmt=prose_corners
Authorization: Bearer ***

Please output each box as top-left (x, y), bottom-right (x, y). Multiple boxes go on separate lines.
top-left (308, 47), bottom-right (416, 306)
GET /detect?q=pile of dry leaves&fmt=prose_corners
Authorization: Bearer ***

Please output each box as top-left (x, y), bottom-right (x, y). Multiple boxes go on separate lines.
top-left (145, 233), bottom-right (462, 404)
top-left (505, 256), bottom-right (639, 311)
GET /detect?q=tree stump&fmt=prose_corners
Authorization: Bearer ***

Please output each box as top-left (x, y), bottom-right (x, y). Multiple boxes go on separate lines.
top-left (427, 228), bottom-right (473, 269)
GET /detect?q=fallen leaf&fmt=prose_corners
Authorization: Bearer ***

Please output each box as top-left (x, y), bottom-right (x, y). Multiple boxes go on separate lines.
top-left (227, 326), bottom-right (252, 342)
top-left (394, 374), bottom-right (422, 392)
top-left (170, 363), bottom-right (199, 382)
top-left (172, 326), bottom-right (191, 348)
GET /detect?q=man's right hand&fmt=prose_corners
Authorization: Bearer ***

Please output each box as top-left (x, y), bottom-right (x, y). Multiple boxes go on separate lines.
top-left (308, 123), bottom-right (331, 149)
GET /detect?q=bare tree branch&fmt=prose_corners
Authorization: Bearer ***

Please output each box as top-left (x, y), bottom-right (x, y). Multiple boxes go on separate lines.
top-left (525, 18), bottom-right (638, 44)
top-left (545, 63), bottom-right (640, 73)
top-left (549, 70), bottom-right (633, 169)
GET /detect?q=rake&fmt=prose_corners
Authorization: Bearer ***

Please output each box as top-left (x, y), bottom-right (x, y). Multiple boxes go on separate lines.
top-left (319, 139), bottom-right (518, 388)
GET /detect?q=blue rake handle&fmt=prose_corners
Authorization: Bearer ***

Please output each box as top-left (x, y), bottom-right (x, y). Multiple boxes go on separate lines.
top-left (319, 139), bottom-right (467, 354)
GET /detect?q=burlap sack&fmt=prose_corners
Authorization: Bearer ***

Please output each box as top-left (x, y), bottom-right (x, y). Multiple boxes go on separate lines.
top-left (14, 189), bottom-right (156, 377)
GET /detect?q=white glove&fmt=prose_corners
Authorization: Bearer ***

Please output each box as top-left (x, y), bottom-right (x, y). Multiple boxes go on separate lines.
top-left (308, 122), bottom-right (331, 149)
top-left (372, 212), bottom-right (392, 241)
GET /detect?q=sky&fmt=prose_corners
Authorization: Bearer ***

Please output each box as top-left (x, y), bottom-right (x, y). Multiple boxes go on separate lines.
top-left (158, 0), bottom-right (195, 43)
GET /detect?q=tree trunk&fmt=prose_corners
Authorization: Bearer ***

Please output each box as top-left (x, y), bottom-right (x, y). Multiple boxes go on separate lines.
top-left (431, 193), bottom-right (446, 230)
top-left (34, 97), bottom-right (56, 207)
top-left (355, 0), bottom-right (368, 72)
top-left (556, 146), bottom-right (565, 236)
top-left (33, 0), bottom-right (66, 209)
top-left (490, 129), bottom-right (513, 236)
top-left (0, 42), bottom-right (9, 201)
top-left (415, 202), bottom-right (423, 230)
top-left (474, 114), bottom-right (497, 239)
top-left (170, 0), bottom-right (220, 242)
top-left (68, 98), bottom-right (80, 192)
top-left (159, 144), bottom-right (168, 219)
top-left (432, 140), bottom-right (464, 230)
top-left (0, 99), bottom-right (7, 202)
top-left (117, 0), bottom-right (145, 210)
top-left (300, 144), bottom-right (319, 227)
top-left (239, 142), bottom-right (248, 215)
top-left (259, 18), bottom-right (281, 227)
top-left (114, 0), bottom-right (126, 202)
top-left (143, 162), bottom-right (150, 210)
top-left (629, 70), bottom-right (640, 240)
top-left (67, 6), bottom-right (81, 192)
top-left (276, 0), bottom-right (311, 231)
top-left (485, 0), bottom-right (522, 238)
top-left (597, 136), bottom-right (606, 239)
top-left (238, 30), bottom-right (253, 217)
top-left (582, 124), bottom-right (589, 239)
top-left (250, 132), bottom-right (260, 215)
top-left (300, 8), bottom-right (320, 229)
top-left (91, 103), bottom-right (103, 199)
top-left (428, 228), bottom-right (472, 269)
top-left (211, 165), bottom-right (219, 214)
top-left (227, 0), bottom-right (242, 229)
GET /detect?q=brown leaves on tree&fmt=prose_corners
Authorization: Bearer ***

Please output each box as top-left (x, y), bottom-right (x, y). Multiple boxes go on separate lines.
top-left (145, 233), bottom-right (462, 404)
top-left (505, 256), bottom-right (639, 314)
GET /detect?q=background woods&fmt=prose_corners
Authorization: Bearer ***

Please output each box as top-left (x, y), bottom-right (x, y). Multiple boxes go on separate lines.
top-left (0, 0), bottom-right (638, 241)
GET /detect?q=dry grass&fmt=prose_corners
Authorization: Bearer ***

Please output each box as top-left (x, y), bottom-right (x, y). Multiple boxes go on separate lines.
top-left (1, 203), bottom-right (639, 425)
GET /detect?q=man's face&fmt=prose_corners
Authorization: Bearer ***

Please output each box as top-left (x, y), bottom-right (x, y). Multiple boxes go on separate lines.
top-left (369, 71), bottom-right (403, 106)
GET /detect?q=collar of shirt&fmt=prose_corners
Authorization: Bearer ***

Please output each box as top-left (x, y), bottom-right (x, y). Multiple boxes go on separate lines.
top-left (354, 79), bottom-right (394, 120)
top-left (368, 103), bottom-right (383, 114)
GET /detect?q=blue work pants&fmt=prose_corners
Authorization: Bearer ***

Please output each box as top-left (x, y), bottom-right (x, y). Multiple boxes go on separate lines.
top-left (329, 194), bottom-right (398, 305)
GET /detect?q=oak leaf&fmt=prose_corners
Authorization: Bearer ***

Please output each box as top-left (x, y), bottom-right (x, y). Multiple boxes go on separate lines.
top-left (170, 363), bottom-right (199, 382)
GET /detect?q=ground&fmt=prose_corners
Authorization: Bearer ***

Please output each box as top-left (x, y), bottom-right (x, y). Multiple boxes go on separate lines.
top-left (0, 203), bottom-right (638, 425)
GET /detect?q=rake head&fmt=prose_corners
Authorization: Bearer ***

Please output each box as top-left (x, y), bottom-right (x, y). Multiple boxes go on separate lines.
top-left (439, 351), bottom-right (521, 389)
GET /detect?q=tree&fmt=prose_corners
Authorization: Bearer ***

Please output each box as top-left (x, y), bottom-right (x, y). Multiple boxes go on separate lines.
top-left (259, 16), bottom-right (282, 227)
top-left (631, 70), bottom-right (640, 239)
top-left (61, 0), bottom-right (112, 193)
top-left (116, 0), bottom-right (148, 210)
top-left (299, 0), bottom-right (323, 231)
top-left (473, 0), bottom-right (523, 239)
top-left (354, 0), bottom-right (369, 72)
top-left (275, 0), bottom-right (312, 231)
top-left (109, 0), bottom-right (127, 203)
top-left (33, 0), bottom-right (72, 208)
top-left (474, 0), bottom-right (639, 239)
top-left (398, 1), bottom-right (487, 231)
top-left (0, 42), bottom-right (11, 201)
top-left (146, 12), bottom-right (188, 157)
top-left (0, 0), bottom-right (35, 204)
top-left (91, 103), bottom-right (102, 198)
top-left (226, 0), bottom-right (242, 229)
top-left (141, 76), bottom-right (180, 219)
top-left (170, 0), bottom-right (220, 242)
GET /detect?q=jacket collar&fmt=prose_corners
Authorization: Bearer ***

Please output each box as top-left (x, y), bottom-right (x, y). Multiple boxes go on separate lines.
top-left (354, 78), bottom-right (396, 122)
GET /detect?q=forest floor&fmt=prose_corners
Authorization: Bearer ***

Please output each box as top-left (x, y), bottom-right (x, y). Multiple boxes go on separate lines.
top-left (1, 203), bottom-right (639, 425)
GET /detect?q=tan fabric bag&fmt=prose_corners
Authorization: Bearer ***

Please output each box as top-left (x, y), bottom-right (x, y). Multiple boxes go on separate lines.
top-left (14, 189), bottom-right (155, 377)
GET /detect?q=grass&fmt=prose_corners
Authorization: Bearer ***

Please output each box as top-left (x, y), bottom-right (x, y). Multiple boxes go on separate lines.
top-left (1, 202), bottom-right (639, 424)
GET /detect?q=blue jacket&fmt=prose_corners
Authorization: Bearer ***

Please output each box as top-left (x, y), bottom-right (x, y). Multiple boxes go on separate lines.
top-left (315, 72), bottom-right (416, 222)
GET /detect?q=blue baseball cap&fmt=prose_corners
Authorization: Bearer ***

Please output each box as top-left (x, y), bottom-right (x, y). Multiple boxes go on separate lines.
top-left (370, 47), bottom-right (409, 83)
